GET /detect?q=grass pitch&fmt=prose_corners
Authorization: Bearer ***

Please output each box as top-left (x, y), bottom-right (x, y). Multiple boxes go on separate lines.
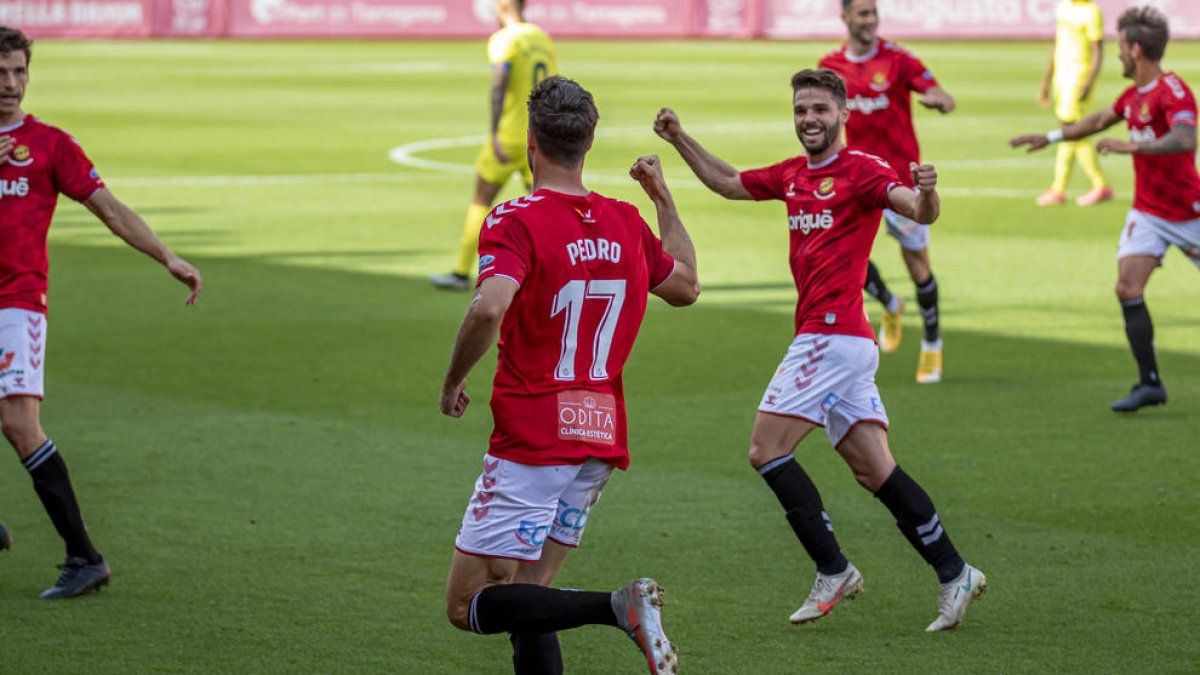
top-left (0, 38), bottom-right (1197, 673)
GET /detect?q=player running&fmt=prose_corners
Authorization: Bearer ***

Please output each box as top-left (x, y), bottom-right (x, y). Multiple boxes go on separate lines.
top-left (0, 26), bottom-right (202, 598)
top-left (1011, 6), bottom-right (1198, 413)
top-left (820, 0), bottom-right (956, 383)
top-left (440, 76), bottom-right (699, 674)
top-left (654, 69), bottom-right (986, 632)
top-left (430, 0), bottom-right (557, 291)
top-left (1035, 0), bottom-right (1113, 207)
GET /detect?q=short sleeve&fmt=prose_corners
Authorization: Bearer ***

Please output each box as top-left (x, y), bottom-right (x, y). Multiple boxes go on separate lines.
top-left (487, 29), bottom-right (517, 65)
top-left (1084, 7), bottom-right (1103, 42)
top-left (477, 209), bottom-right (532, 288)
top-left (1162, 75), bottom-right (1198, 129)
top-left (739, 160), bottom-right (790, 201)
top-left (851, 152), bottom-right (902, 210)
top-left (901, 49), bottom-right (938, 94)
top-left (1112, 87), bottom-right (1133, 119)
top-left (52, 133), bottom-right (105, 203)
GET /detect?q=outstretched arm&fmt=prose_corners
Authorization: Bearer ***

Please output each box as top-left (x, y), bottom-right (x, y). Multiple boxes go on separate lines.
top-left (1098, 122), bottom-right (1197, 155)
top-left (654, 108), bottom-right (752, 200)
top-left (84, 188), bottom-right (202, 305)
top-left (629, 155), bottom-right (700, 307)
top-left (888, 163), bottom-right (940, 225)
top-left (440, 277), bottom-right (517, 417)
top-left (918, 86), bottom-right (956, 114)
top-left (1009, 106), bottom-right (1123, 152)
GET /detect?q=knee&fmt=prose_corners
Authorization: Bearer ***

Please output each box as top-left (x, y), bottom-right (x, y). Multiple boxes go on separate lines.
top-left (0, 417), bottom-right (41, 456)
top-left (1114, 280), bottom-right (1143, 301)
top-left (853, 470), bottom-right (887, 493)
top-left (748, 438), bottom-right (786, 470)
top-left (446, 600), bottom-right (472, 632)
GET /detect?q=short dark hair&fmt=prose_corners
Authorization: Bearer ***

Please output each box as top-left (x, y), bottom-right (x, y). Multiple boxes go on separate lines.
top-left (527, 76), bottom-right (599, 166)
top-left (0, 25), bottom-right (32, 64)
top-left (791, 68), bottom-right (847, 108)
top-left (841, 0), bottom-right (855, 10)
top-left (1118, 6), bottom-right (1169, 62)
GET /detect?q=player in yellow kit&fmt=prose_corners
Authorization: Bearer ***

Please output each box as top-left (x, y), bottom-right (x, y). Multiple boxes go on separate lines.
top-left (430, 0), bottom-right (557, 290)
top-left (1036, 0), bottom-right (1113, 207)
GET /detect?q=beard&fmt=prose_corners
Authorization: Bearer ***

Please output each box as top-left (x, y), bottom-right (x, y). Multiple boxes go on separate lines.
top-left (797, 123), bottom-right (840, 156)
top-left (1121, 56), bottom-right (1135, 78)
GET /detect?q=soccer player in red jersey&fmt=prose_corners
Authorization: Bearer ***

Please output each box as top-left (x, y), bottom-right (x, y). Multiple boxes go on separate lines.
top-left (1011, 6), bottom-right (1199, 413)
top-left (820, 0), bottom-right (957, 384)
top-left (439, 77), bottom-right (698, 675)
top-left (0, 26), bottom-right (202, 599)
top-left (655, 69), bottom-right (986, 632)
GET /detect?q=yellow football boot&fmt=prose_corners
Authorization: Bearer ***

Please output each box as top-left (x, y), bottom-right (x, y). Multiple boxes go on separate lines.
top-left (879, 298), bottom-right (904, 354)
top-left (916, 341), bottom-right (942, 384)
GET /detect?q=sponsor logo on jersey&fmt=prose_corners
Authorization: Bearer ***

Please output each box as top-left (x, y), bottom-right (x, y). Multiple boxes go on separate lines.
top-left (814, 177), bottom-right (836, 200)
top-left (847, 93), bottom-right (890, 114)
top-left (477, 254), bottom-right (496, 274)
top-left (788, 209), bottom-right (834, 235)
top-left (5, 144), bottom-right (33, 167)
top-left (869, 71), bottom-right (890, 92)
top-left (557, 390), bottom-right (616, 445)
top-left (0, 177), bottom-right (30, 200)
top-left (575, 208), bottom-right (596, 224)
top-left (566, 237), bottom-right (621, 266)
top-left (1129, 126), bottom-right (1157, 143)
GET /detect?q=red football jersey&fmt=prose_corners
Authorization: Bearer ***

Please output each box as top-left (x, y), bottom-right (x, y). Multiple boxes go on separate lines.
top-left (1112, 72), bottom-right (1200, 222)
top-left (476, 189), bottom-right (676, 470)
top-left (740, 150), bottom-right (902, 341)
top-left (0, 115), bottom-right (105, 314)
top-left (820, 39), bottom-right (938, 185)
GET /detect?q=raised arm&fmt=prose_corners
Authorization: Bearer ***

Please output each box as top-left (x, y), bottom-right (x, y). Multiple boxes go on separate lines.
top-left (84, 188), bottom-right (202, 305)
top-left (1009, 106), bottom-right (1123, 152)
top-left (629, 155), bottom-right (700, 307)
top-left (489, 64), bottom-right (512, 163)
top-left (654, 108), bottom-right (752, 200)
top-left (918, 86), bottom-right (956, 114)
top-left (440, 277), bottom-right (518, 417)
top-left (887, 162), bottom-right (940, 225)
top-left (1098, 122), bottom-right (1197, 155)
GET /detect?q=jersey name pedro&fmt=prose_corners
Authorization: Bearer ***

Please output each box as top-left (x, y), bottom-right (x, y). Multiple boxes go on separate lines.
top-left (740, 151), bottom-right (901, 341)
top-left (488, 22), bottom-right (558, 146)
top-left (476, 189), bottom-right (675, 470)
top-left (1113, 73), bottom-right (1200, 222)
top-left (820, 39), bottom-right (936, 187)
top-left (0, 116), bottom-right (105, 314)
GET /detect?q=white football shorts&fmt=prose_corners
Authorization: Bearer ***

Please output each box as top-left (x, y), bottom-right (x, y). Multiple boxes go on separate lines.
top-left (455, 453), bottom-right (613, 561)
top-left (883, 208), bottom-right (930, 251)
top-left (0, 308), bottom-right (46, 399)
top-left (758, 333), bottom-right (889, 447)
top-left (1117, 208), bottom-right (1200, 268)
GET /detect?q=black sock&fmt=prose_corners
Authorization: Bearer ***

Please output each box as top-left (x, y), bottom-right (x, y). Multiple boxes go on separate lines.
top-left (24, 440), bottom-right (102, 564)
top-left (758, 454), bottom-right (848, 575)
top-left (510, 632), bottom-right (563, 675)
top-left (873, 466), bottom-right (964, 584)
top-left (1121, 297), bottom-right (1160, 386)
top-left (916, 275), bottom-right (939, 343)
top-left (469, 584), bottom-right (618, 635)
top-left (864, 261), bottom-right (895, 308)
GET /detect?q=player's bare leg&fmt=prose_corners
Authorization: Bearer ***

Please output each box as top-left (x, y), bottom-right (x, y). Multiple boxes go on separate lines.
top-left (0, 395), bottom-right (109, 599)
top-left (903, 248), bottom-right (942, 383)
top-left (432, 175), bottom-right (507, 290)
top-left (1112, 254), bottom-right (1167, 411)
top-left (836, 422), bottom-right (985, 630)
top-left (749, 413), bottom-right (861, 623)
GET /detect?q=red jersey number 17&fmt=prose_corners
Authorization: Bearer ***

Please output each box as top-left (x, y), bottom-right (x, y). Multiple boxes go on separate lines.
top-left (552, 279), bottom-right (626, 381)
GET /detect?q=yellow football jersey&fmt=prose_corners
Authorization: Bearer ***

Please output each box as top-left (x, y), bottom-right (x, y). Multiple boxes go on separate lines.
top-left (1054, 0), bottom-right (1103, 85)
top-left (488, 22), bottom-right (558, 146)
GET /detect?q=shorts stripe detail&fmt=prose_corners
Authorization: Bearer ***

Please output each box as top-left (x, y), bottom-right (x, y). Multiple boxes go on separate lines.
top-left (756, 454), bottom-right (794, 475)
top-left (22, 439), bottom-right (57, 472)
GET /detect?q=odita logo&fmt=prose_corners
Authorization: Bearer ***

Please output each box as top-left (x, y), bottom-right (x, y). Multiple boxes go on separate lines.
top-left (788, 209), bottom-right (834, 235)
top-left (515, 520), bottom-right (550, 548)
top-left (847, 93), bottom-right (889, 114)
top-left (554, 498), bottom-right (590, 532)
top-left (0, 178), bottom-right (30, 201)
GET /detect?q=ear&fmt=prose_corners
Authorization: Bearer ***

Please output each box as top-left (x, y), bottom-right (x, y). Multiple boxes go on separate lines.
top-left (527, 128), bottom-right (538, 154)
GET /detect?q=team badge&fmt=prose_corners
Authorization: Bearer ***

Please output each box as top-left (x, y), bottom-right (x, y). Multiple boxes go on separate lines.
top-left (3, 144), bottom-right (32, 167)
top-left (869, 71), bottom-right (890, 92)
top-left (1139, 103), bottom-right (1152, 123)
top-left (813, 177), bottom-right (836, 200)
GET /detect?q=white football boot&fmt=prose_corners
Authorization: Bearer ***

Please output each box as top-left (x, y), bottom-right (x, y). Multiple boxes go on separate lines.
top-left (789, 563), bottom-right (864, 624)
top-left (612, 578), bottom-right (679, 674)
top-left (926, 563), bottom-right (988, 632)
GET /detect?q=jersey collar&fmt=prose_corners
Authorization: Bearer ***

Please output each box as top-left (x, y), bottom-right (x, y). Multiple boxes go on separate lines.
top-left (843, 40), bottom-right (880, 64)
top-left (1137, 77), bottom-right (1160, 95)
top-left (0, 114), bottom-right (28, 133)
top-left (807, 152), bottom-right (840, 170)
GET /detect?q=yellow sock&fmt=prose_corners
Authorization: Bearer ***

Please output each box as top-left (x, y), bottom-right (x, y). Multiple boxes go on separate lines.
top-left (1051, 141), bottom-right (1076, 193)
top-left (453, 202), bottom-right (490, 277)
top-left (1075, 140), bottom-right (1107, 190)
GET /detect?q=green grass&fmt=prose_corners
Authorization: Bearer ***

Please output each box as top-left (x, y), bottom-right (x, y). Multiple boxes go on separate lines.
top-left (0, 38), bottom-right (1197, 673)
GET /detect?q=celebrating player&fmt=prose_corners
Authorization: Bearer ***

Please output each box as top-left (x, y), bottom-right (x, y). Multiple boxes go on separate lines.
top-left (654, 69), bottom-right (986, 632)
top-left (820, 0), bottom-right (956, 383)
top-left (430, 0), bottom-right (557, 291)
top-left (1035, 0), bottom-right (1113, 207)
top-left (440, 76), bottom-right (698, 674)
top-left (1011, 6), bottom-right (1198, 413)
top-left (0, 26), bottom-right (202, 598)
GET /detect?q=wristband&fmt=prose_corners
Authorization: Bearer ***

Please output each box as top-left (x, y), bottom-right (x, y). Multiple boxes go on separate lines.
top-left (1046, 129), bottom-right (1064, 143)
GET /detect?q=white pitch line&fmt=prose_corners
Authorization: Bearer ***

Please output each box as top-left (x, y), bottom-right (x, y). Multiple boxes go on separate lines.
top-left (105, 172), bottom-right (445, 188)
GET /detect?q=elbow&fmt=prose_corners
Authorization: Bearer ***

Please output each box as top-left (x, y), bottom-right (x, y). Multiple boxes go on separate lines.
top-left (668, 280), bottom-right (702, 307)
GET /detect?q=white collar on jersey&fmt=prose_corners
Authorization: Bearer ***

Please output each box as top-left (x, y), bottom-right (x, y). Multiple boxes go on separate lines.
top-left (0, 117), bottom-right (26, 133)
top-left (808, 152), bottom-right (840, 169)
top-left (844, 42), bottom-right (880, 64)
top-left (1137, 78), bottom-right (1160, 94)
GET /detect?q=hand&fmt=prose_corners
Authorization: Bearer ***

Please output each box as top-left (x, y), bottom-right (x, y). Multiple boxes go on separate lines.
top-left (630, 155), bottom-right (670, 202)
top-left (440, 379), bottom-right (470, 417)
top-left (653, 108), bottom-right (683, 143)
top-left (0, 135), bottom-right (13, 160)
top-left (166, 254), bottom-right (203, 305)
top-left (1036, 88), bottom-right (1051, 109)
top-left (918, 91), bottom-right (954, 114)
top-left (909, 162), bottom-right (937, 192)
top-left (1097, 138), bottom-right (1136, 155)
top-left (492, 135), bottom-right (510, 164)
top-left (1010, 134), bottom-right (1051, 153)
